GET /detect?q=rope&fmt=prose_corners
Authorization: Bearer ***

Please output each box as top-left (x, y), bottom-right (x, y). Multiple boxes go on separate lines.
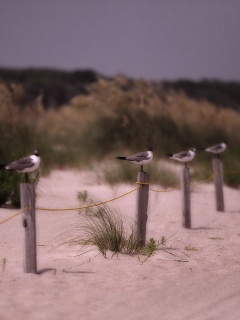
top-left (150, 186), bottom-right (180, 192)
top-left (0, 169), bottom-right (236, 220)
top-left (0, 207), bottom-right (29, 225)
top-left (136, 180), bottom-right (180, 192)
top-left (136, 181), bottom-right (149, 185)
top-left (36, 185), bottom-right (142, 212)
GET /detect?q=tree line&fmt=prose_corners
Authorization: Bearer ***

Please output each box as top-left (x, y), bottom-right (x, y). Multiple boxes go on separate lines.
top-left (0, 68), bottom-right (240, 110)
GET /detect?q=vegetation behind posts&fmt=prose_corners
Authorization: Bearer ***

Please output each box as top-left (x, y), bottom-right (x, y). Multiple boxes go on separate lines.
top-left (1, 75), bottom-right (240, 189)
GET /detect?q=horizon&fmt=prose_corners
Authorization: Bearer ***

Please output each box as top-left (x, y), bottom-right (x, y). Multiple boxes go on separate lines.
top-left (0, 66), bottom-right (239, 84)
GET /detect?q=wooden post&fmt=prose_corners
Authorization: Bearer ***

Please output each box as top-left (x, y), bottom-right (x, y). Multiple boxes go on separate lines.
top-left (212, 158), bottom-right (225, 212)
top-left (180, 167), bottom-right (191, 229)
top-left (134, 171), bottom-right (149, 246)
top-left (20, 183), bottom-right (37, 274)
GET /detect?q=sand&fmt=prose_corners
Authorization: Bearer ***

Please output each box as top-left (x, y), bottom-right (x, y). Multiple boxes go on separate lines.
top-left (0, 169), bottom-right (240, 320)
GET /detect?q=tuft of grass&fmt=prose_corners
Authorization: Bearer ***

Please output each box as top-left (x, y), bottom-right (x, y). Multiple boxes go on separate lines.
top-left (1, 258), bottom-right (7, 275)
top-left (59, 192), bottom-right (169, 259)
top-left (77, 204), bottom-right (143, 257)
top-left (208, 237), bottom-right (224, 240)
top-left (184, 245), bottom-right (198, 252)
top-left (141, 238), bottom-right (159, 258)
top-left (56, 191), bottom-right (186, 262)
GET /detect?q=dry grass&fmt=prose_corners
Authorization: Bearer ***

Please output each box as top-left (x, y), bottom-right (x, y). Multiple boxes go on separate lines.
top-left (1, 77), bottom-right (240, 186)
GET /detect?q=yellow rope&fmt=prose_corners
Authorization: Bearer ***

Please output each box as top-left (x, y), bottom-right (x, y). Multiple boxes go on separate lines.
top-left (149, 186), bottom-right (180, 192)
top-left (136, 181), bottom-right (180, 192)
top-left (36, 185), bottom-right (142, 212)
top-left (0, 170), bottom-right (234, 219)
top-left (0, 207), bottom-right (29, 225)
top-left (136, 181), bottom-right (149, 185)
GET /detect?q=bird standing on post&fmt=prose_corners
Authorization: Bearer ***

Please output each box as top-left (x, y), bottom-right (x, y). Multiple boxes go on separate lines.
top-left (205, 142), bottom-right (227, 157)
top-left (167, 148), bottom-right (196, 168)
top-left (0, 149), bottom-right (41, 182)
top-left (116, 148), bottom-right (153, 172)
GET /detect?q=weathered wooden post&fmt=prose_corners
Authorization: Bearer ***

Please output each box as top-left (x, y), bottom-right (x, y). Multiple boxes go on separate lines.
top-left (20, 183), bottom-right (37, 274)
top-left (180, 167), bottom-right (191, 229)
top-left (134, 171), bottom-right (149, 246)
top-left (212, 157), bottom-right (225, 212)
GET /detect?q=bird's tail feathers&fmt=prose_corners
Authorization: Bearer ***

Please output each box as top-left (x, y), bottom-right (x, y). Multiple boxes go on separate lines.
top-left (166, 153), bottom-right (173, 157)
top-left (116, 157), bottom-right (127, 160)
top-left (0, 164), bottom-right (6, 170)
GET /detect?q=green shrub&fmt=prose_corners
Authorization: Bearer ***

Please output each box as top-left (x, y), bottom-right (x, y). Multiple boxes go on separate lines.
top-left (0, 171), bottom-right (40, 208)
top-left (0, 172), bottom-right (22, 208)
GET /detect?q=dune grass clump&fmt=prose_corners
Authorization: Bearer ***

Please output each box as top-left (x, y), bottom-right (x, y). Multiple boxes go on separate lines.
top-left (79, 205), bottom-right (141, 257)
top-left (61, 191), bottom-right (161, 259)
top-left (54, 191), bottom-right (184, 261)
top-left (76, 192), bottom-right (142, 257)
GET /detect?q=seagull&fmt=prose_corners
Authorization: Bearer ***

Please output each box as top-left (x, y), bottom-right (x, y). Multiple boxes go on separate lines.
top-left (0, 149), bottom-right (41, 182)
top-left (205, 142), bottom-right (227, 155)
top-left (167, 148), bottom-right (196, 168)
top-left (116, 148), bottom-right (153, 172)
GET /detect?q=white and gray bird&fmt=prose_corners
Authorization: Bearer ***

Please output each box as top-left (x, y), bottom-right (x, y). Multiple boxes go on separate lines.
top-left (205, 142), bottom-right (227, 155)
top-left (167, 148), bottom-right (196, 168)
top-left (0, 149), bottom-right (41, 181)
top-left (116, 148), bottom-right (153, 172)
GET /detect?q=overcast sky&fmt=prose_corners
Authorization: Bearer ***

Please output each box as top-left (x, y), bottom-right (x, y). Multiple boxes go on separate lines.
top-left (1, 0), bottom-right (240, 81)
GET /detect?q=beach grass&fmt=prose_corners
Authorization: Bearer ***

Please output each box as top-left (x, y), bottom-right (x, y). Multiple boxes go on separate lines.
top-left (1, 76), bottom-right (240, 207)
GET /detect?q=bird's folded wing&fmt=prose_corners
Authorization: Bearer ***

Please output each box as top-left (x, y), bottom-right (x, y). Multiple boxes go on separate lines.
top-left (213, 145), bottom-right (222, 151)
top-left (127, 151), bottom-right (148, 162)
top-left (175, 151), bottom-right (189, 159)
top-left (6, 157), bottom-right (34, 170)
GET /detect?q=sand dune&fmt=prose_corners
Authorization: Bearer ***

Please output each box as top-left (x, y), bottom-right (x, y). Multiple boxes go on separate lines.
top-left (0, 169), bottom-right (240, 320)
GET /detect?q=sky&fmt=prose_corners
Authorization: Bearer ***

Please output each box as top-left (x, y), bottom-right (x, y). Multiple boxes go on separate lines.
top-left (0, 0), bottom-right (240, 81)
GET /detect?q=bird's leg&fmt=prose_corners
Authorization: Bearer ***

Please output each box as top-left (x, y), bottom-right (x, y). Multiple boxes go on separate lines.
top-left (141, 165), bottom-right (143, 172)
top-left (24, 173), bottom-right (29, 183)
top-left (185, 162), bottom-right (188, 169)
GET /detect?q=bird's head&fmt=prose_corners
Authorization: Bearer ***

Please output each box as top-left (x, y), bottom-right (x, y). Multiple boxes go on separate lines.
top-left (33, 149), bottom-right (40, 156)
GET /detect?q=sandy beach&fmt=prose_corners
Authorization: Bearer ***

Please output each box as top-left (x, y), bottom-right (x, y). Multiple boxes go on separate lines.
top-left (0, 169), bottom-right (240, 320)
